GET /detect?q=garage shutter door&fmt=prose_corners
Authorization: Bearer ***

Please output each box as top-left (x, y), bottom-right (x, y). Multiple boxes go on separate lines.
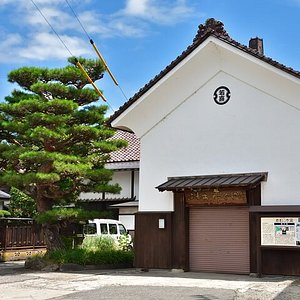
top-left (189, 207), bottom-right (249, 274)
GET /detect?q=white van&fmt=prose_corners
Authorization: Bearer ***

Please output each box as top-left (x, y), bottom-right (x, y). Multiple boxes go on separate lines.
top-left (83, 219), bottom-right (130, 241)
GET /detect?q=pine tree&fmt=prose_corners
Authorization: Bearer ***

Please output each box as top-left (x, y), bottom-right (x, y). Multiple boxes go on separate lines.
top-left (0, 57), bottom-right (126, 250)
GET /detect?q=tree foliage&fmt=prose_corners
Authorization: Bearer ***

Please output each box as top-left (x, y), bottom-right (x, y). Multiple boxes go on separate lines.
top-left (8, 187), bottom-right (37, 218)
top-left (0, 57), bottom-right (127, 250)
top-left (35, 207), bottom-right (112, 224)
top-left (0, 210), bottom-right (11, 217)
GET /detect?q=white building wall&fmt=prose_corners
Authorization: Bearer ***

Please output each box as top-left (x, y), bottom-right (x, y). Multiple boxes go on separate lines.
top-left (105, 171), bottom-right (132, 198)
top-left (113, 38), bottom-right (300, 211)
top-left (119, 215), bottom-right (135, 231)
top-left (80, 170), bottom-right (136, 200)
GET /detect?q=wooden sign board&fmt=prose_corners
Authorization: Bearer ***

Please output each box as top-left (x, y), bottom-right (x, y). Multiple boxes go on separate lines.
top-left (186, 189), bottom-right (247, 206)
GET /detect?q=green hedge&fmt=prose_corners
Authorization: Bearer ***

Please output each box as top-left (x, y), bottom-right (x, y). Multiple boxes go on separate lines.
top-left (46, 248), bottom-right (134, 266)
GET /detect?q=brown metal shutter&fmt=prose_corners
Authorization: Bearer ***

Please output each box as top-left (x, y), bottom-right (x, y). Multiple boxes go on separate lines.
top-left (189, 207), bottom-right (249, 274)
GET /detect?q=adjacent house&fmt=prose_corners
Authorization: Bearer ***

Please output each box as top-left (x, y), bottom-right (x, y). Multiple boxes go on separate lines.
top-left (79, 129), bottom-right (140, 234)
top-left (108, 18), bottom-right (300, 276)
top-left (0, 190), bottom-right (10, 210)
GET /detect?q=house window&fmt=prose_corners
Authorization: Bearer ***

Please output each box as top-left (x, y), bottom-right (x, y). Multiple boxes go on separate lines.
top-left (261, 217), bottom-right (300, 246)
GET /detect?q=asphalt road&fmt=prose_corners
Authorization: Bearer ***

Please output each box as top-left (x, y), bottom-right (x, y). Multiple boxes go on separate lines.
top-left (1, 261), bottom-right (300, 300)
top-left (52, 285), bottom-right (236, 300)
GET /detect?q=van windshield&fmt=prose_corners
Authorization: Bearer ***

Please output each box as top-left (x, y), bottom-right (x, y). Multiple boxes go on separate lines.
top-left (119, 224), bottom-right (126, 235)
top-left (83, 223), bottom-right (97, 235)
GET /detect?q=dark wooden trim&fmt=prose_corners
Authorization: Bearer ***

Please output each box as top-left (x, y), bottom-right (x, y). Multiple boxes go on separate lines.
top-left (256, 213), bottom-right (262, 277)
top-left (261, 247), bottom-right (300, 275)
top-left (134, 212), bottom-right (172, 269)
top-left (247, 185), bottom-right (262, 275)
top-left (172, 192), bottom-right (189, 270)
top-left (186, 203), bottom-right (190, 271)
top-left (250, 205), bottom-right (300, 212)
top-left (261, 246), bottom-right (300, 251)
top-left (131, 170), bottom-right (135, 198)
top-left (249, 213), bottom-right (259, 274)
top-left (247, 185), bottom-right (261, 206)
top-left (118, 213), bottom-right (136, 216)
top-left (187, 203), bottom-right (248, 208)
top-left (0, 222), bottom-right (46, 251)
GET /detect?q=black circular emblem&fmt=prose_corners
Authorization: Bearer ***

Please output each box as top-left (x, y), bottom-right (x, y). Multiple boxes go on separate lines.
top-left (213, 86), bottom-right (231, 105)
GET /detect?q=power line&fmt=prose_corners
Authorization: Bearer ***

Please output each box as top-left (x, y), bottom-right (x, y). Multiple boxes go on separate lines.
top-left (30, 0), bottom-right (113, 110)
top-left (65, 0), bottom-right (91, 41)
top-left (64, 0), bottom-right (129, 102)
top-left (30, 0), bottom-right (73, 58)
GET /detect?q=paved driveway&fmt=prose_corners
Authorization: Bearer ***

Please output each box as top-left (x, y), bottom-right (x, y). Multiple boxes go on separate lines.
top-left (1, 261), bottom-right (300, 300)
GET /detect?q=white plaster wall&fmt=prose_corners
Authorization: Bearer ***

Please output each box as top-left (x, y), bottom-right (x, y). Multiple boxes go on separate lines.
top-left (112, 40), bottom-right (221, 136)
top-left (119, 215), bottom-right (135, 230)
top-left (138, 69), bottom-right (300, 210)
top-left (106, 171), bottom-right (132, 198)
top-left (119, 207), bottom-right (138, 214)
top-left (113, 40), bottom-right (300, 211)
top-left (80, 170), bottom-right (134, 200)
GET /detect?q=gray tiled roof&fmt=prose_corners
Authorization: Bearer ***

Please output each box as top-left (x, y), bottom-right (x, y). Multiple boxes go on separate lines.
top-left (110, 201), bottom-right (139, 208)
top-left (109, 130), bottom-right (140, 162)
top-left (0, 190), bottom-right (10, 199)
top-left (106, 161), bottom-right (139, 170)
top-left (156, 172), bottom-right (268, 192)
top-left (79, 197), bottom-right (135, 203)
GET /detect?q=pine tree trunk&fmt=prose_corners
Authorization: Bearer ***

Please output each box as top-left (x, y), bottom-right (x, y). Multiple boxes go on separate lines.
top-left (43, 223), bottom-right (64, 251)
top-left (37, 190), bottom-right (64, 251)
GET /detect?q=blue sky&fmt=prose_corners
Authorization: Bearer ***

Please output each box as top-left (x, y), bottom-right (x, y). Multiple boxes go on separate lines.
top-left (1, 0), bottom-right (300, 114)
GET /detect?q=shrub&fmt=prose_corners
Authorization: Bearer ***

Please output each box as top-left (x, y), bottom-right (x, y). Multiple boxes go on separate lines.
top-left (118, 234), bottom-right (133, 251)
top-left (46, 248), bottom-right (134, 266)
top-left (45, 234), bottom-right (134, 267)
top-left (81, 235), bottom-right (117, 251)
top-left (62, 237), bottom-right (75, 250)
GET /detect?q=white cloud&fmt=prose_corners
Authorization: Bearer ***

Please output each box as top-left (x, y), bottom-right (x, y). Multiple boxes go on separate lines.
top-left (24, 6), bottom-right (78, 32)
top-left (0, 31), bottom-right (92, 63)
top-left (121, 0), bottom-right (194, 24)
top-left (0, 0), bottom-right (196, 63)
top-left (0, 34), bottom-right (24, 63)
top-left (79, 11), bottom-right (146, 38)
top-left (20, 32), bottom-right (92, 60)
top-left (125, 0), bottom-right (150, 16)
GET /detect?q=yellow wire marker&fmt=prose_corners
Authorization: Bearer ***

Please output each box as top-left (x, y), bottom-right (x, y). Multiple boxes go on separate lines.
top-left (90, 39), bottom-right (119, 86)
top-left (75, 59), bottom-right (107, 102)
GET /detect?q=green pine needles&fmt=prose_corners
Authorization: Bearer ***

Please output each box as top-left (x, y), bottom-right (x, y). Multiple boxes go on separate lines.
top-left (0, 57), bottom-right (127, 229)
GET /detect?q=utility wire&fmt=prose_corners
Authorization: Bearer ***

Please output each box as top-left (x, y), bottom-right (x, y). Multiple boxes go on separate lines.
top-left (30, 0), bottom-right (113, 109)
top-left (30, 0), bottom-right (73, 57)
top-left (64, 0), bottom-right (129, 102)
top-left (65, 0), bottom-right (91, 40)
